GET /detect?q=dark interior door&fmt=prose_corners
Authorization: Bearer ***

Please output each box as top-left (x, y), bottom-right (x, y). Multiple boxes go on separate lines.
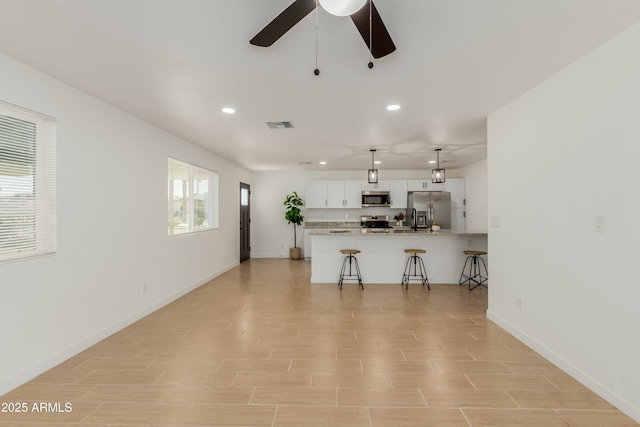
top-left (240, 183), bottom-right (250, 262)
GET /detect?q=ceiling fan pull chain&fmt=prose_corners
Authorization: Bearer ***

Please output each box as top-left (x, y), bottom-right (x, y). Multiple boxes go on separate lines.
top-left (314, 0), bottom-right (320, 76)
top-left (368, 0), bottom-right (374, 69)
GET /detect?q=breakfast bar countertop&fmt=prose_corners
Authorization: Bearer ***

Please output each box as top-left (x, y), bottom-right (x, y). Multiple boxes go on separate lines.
top-left (307, 228), bottom-right (487, 237)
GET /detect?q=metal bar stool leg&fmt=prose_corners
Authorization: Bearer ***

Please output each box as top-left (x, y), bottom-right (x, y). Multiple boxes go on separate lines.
top-left (417, 255), bottom-right (430, 290)
top-left (459, 256), bottom-right (472, 286)
top-left (338, 249), bottom-right (363, 290)
top-left (401, 249), bottom-right (429, 291)
top-left (459, 250), bottom-right (488, 291)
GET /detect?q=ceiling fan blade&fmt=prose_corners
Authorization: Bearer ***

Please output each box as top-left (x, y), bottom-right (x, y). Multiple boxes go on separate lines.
top-left (250, 0), bottom-right (317, 47)
top-left (350, 0), bottom-right (396, 59)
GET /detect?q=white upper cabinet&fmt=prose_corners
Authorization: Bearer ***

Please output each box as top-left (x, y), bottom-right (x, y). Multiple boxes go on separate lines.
top-left (361, 180), bottom-right (390, 192)
top-left (305, 180), bottom-right (328, 208)
top-left (443, 178), bottom-right (466, 208)
top-left (407, 179), bottom-right (444, 192)
top-left (343, 180), bottom-right (362, 208)
top-left (325, 180), bottom-right (362, 208)
top-left (389, 180), bottom-right (408, 209)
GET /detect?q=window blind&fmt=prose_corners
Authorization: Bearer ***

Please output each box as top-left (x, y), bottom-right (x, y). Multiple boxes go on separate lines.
top-left (0, 101), bottom-right (56, 262)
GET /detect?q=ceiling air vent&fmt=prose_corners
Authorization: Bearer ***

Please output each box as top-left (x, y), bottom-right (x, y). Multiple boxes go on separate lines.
top-left (267, 121), bottom-right (294, 129)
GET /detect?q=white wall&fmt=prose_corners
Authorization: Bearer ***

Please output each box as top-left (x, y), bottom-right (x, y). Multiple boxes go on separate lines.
top-left (458, 159), bottom-right (488, 232)
top-left (0, 53), bottom-right (250, 394)
top-left (250, 169), bottom-right (464, 258)
top-left (487, 23), bottom-right (640, 422)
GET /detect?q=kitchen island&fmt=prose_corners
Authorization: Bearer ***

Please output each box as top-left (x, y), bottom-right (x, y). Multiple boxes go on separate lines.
top-left (308, 229), bottom-right (488, 284)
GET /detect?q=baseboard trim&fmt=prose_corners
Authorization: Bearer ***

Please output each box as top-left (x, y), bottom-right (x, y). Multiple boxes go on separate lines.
top-left (0, 262), bottom-right (238, 396)
top-left (487, 309), bottom-right (640, 423)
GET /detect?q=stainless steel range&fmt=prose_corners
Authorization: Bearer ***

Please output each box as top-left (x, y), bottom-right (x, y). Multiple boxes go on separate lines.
top-left (360, 215), bottom-right (391, 233)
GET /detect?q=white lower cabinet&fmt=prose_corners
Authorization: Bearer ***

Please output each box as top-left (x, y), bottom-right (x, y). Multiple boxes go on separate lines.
top-left (303, 229), bottom-right (312, 259)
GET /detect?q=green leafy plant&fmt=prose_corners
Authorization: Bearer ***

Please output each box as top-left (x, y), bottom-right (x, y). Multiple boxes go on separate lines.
top-left (284, 191), bottom-right (304, 248)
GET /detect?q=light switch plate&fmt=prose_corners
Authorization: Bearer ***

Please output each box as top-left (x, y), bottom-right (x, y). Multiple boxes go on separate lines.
top-left (593, 214), bottom-right (606, 233)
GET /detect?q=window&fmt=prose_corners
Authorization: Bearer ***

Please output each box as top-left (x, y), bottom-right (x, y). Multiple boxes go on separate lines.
top-left (168, 158), bottom-right (218, 235)
top-left (0, 101), bottom-right (57, 263)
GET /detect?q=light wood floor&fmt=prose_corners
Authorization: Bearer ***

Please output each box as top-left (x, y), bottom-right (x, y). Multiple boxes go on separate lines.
top-left (1, 259), bottom-right (637, 426)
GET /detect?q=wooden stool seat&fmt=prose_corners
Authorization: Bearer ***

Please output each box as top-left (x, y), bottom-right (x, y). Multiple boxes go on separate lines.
top-left (463, 250), bottom-right (487, 256)
top-left (404, 249), bottom-right (426, 254)
top-left (340, 249), bottom-right (361, 255)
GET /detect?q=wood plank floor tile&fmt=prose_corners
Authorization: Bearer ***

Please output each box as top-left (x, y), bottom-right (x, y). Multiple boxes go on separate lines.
top-left (273, 406), bottom-right (370, 427)
top-left (337, 387), bottom-right (427, 406)
top-left (422, 389), bottom-right (519, 409)
top-left (2, 259), bottom-right (636, 426)
top-left (250, 386), bottom-right (337, 405)
top-left (462, 408), bottom-right (572, 426)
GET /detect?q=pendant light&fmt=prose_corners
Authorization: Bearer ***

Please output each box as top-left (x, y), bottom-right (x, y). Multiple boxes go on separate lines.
top-left (368, 149), bottom-right (378, 184)
top-left (431, 148), bottom-right (445, 183)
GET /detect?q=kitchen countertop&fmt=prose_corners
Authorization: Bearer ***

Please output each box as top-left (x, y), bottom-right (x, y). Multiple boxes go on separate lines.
top-left (304, 221), bottom-right (361, 229)
top-left (308, 228), bottom-right (487, 237)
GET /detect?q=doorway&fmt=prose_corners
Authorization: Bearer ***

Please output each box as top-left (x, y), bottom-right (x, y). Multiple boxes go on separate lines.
top-left (240, 183), bottom-right (251, 262)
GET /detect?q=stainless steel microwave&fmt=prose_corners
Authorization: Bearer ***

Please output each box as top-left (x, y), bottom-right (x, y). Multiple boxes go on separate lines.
top-left (361, 191), bottom-right (391, 207)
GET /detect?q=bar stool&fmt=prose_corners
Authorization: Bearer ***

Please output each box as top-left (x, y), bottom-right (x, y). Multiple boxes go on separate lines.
top-left (401, 249), bottom-right (430, 290)
top-left (339, 249), bottom-right (363, 290)
top-left (459, 250), bottom-right (488, 290)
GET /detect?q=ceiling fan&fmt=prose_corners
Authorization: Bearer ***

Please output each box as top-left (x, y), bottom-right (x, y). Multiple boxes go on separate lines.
top-left (250, 0), bottom-right (396, 59)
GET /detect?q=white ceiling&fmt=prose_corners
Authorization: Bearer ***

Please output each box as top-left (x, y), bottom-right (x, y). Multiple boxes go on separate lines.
top-left (1, 0), bottom-right (640, 172)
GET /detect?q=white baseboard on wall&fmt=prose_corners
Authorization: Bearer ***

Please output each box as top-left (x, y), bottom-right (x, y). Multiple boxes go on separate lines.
top-left (0, 262), bottom-right (238, 396)
top-left (487, 309), bottom-right (640, 424)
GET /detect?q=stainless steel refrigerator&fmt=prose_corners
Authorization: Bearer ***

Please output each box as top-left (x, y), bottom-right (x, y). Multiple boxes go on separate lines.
top-left (406, 191), bottom-right (451, 229)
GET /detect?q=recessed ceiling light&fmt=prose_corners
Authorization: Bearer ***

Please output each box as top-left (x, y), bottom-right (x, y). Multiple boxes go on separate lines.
top-left (428, 160), bottom-right (436, 164)
top-left (386, 104), bottom-right (400, 111)
top-left (222, 107), bottom-right (236, 114)
top-left (319, 161), bottom-right (327, 165)
top-left (374, 161), bottom-right (381, 164)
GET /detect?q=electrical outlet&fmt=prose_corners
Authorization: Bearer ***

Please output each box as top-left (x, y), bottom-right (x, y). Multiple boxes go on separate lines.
top-left (142, 283), bottom-right (148, 295)
top-left (491, 216), bottom-right (501, 228)
top-left (516, 297), bottom-right (523, 311)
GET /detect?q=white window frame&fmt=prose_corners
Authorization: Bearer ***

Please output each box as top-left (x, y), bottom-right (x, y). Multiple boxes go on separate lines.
top-left (0, 101), bottom-right (57, 263)
top-left (167, 157), bottom-right (218, 235)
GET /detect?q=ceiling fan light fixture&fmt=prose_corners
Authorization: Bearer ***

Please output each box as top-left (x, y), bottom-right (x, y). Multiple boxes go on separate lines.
top-left (319, 0), bottom-right (367, 17)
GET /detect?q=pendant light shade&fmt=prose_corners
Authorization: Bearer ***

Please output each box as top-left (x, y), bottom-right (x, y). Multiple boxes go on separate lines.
top-left (431, 148), bottom-right (446, 183)
top-left (368, 149), bottom-right (378, 184)
top-left (319, 0), bottom-right (368, 16)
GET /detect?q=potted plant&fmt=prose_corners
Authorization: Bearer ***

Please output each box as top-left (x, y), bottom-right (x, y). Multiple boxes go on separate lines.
top-left (284, 191), bottom-right (304, 260)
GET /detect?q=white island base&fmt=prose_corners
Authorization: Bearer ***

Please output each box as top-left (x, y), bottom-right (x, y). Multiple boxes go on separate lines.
top-left (310, 231), bottom-right (488, 285)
